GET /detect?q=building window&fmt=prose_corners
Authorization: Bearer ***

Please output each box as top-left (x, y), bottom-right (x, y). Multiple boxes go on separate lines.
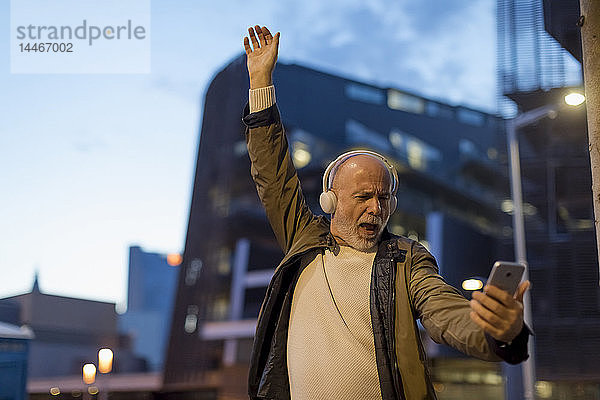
top-left (209, 296), bottom-right (230, 321)
top-left (426, 102), bottom-right (455, 119)
top-left (387, 89), bottom-right (425, 114)
top-left (216, 247), bottom-right (231, 276)
top-left (184, 305), bottom-right (199, 333)
top-left (209, 185), bottom-right (230, 216)
top-left (344, 83), bottom-right (385, 105)
top-left (233, 140), bottom-right (248, 157)
top-left (345, 119), bottom-right (391, 152)
top-left (457, 108), bottom-right (485, 126)
top-left (459, 139), bottom-right (479, 157)
top-left (389, 129), bottom-right (442, 171)
top-left (185, 259), bottom-right (203, 286)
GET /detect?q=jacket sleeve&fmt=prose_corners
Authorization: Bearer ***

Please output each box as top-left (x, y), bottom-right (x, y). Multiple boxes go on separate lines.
top-left (408, 241), bottom-right (529, 364)
top-left (242, 103), bottom-right (318, 253)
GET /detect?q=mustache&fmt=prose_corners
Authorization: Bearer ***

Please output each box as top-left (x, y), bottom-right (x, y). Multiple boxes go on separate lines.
top-left (358, 216), bottom-right (383, 226)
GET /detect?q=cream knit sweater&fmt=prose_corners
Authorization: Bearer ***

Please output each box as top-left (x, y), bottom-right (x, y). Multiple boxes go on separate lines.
top-left (287, 246), bottom-right (382, 400)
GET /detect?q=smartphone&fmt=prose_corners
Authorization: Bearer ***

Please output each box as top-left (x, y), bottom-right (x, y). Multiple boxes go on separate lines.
top-left (487, 261), bottom-right (525, 296)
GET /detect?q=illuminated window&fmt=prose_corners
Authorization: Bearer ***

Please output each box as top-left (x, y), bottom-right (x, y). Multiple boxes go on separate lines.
top-left (185, 259), bottom-right (202, 286)
top-left (217, 247), bottom-right (231, 275)
top-left (184, 314), bottom-right (197, 333)
top-left (387, 89), bottom-right (425, 114)
top-left (184, 305), bottom-right (199, 333)
top-left (407, 140), bottom-right (425, 170)
top-left (487, 147), bottom-right (498, 160)
top-left (345, 83), bottom-right (385, 105)
top-left (210, 297), bottom-right (230, 321)
top-left (389, 129), bottom-right (442, 171)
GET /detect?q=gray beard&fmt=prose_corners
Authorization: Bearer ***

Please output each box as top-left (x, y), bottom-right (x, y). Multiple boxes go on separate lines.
top-left (334, 219), bottom-right (383, 252)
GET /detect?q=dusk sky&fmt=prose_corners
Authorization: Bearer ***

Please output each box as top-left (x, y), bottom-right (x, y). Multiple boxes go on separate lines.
top-left (0, 0), bottom-right (497, 312)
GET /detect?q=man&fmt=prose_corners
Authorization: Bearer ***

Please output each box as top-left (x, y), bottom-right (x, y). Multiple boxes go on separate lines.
top-left (242, 25), bottom-right (530, 400)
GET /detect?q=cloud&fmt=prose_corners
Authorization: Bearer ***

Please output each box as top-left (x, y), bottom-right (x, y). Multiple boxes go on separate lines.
top-left (273, 0), bottom-right (497, 112)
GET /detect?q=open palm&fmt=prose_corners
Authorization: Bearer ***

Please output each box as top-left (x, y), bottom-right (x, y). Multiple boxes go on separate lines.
top-left (243, 25), bottom-right (280, 89)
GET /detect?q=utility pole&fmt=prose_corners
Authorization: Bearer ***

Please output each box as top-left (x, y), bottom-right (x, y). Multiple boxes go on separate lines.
top-left (579, 0), bottom-right (600, 282)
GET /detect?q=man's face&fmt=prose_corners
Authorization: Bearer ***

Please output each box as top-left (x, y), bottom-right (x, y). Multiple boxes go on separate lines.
top-left (329, 155), bottom-right (393, 252)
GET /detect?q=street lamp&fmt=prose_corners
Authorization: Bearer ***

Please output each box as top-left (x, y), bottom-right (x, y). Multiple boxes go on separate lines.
top-left (505, 90), bottom-right (585, 400)
top-left (98, 348), bottom-right (113, 374)
top-left (564, 91), bottom-right (585, 106)
top-left (82, 363), bottom-right (96, 384)
top-left (462, 277), bottom-right (485, 291)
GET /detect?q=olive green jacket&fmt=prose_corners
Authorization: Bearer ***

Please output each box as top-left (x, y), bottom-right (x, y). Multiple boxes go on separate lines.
top-left (243, 104), bottom-right (528, 400)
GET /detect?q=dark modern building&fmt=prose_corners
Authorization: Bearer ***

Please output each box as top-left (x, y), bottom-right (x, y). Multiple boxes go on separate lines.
top-left (164, 54), bottom-right (515, 399)
top-left (119, 245), bottom-right (180, 372)
top-left (498, 0), bottom-right (599, 396)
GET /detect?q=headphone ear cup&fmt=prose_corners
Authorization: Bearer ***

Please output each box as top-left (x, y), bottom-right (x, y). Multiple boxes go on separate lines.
top-left (390, 195), bottom-right (397, 214)
top-left (319, 191), bottom-right (337, 214)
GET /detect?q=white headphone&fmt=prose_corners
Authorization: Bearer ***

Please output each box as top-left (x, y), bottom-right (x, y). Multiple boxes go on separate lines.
top-left (319, 150), bottom-right (399, 214)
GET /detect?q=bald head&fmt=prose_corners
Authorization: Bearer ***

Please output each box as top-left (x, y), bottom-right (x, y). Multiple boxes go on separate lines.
top-left (331, 154), bottom-right (392, 193)
top-left (329, 154), bottom-right (394, 252)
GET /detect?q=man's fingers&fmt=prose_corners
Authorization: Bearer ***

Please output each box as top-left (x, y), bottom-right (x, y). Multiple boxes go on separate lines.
top-left (255, 25), bottom-right (268, 47)
top-left (248, 27), bottom-right (260, 49)
top-left (470, 299), bottom-right (504, 327)
top-left (472, 290), bottom-right (506, 316)
top-left (263, 26), bottom-right (273, 43)
top-left (515, 280), bottom-right (530, 303)
top-left (484, 285), bottom-right (515, 307)
top-left (243, 36), bottom-right (252, 54)
top-left (470, 311), bottom-right (502, 339)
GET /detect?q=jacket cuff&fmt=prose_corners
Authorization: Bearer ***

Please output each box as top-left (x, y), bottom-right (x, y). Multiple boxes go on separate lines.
top-left (249, 85), bottom-right (276, 113)
top-left (486, 324), bottom-right (532, 365)
top-left (242, 103), bottom-right (281, 129)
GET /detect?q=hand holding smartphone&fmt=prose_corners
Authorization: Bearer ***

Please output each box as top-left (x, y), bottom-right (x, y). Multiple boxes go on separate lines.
top-left (486, 261), bottom-right (525, 296)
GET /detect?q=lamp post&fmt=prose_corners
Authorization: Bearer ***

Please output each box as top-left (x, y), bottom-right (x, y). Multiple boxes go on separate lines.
top-left (82, 363), bottom-right (96, 384)
top-left (504, 91), bottom-right (585, 400)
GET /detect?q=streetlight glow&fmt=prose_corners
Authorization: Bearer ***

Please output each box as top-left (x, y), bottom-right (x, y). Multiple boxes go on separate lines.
top-left (98, 348), bottom-right (113, 373)
top-left (564, 92), bottom-right (585, 106)
top-left (292, 146), bottom-right (311, 169)
top-left (83, 363), bottom-right (96, 384)
top-left (167, 253), bottom-right (183, 266)
top-left (462, 278), bottom-right (484, 291)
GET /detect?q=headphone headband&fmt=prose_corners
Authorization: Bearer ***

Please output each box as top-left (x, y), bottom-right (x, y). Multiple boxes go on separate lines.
top-left (321, 150), bottom-right (399, 194)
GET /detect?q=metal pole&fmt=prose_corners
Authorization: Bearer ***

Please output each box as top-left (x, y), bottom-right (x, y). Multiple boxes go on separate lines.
top-left (506, 118), bottom-right (536, 400)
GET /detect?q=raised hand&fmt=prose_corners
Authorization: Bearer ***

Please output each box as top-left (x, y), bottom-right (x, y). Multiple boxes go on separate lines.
top-left (470, 280), bottom-right (530, 343)
top-left (243, 25), bottom-right (280, 89)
